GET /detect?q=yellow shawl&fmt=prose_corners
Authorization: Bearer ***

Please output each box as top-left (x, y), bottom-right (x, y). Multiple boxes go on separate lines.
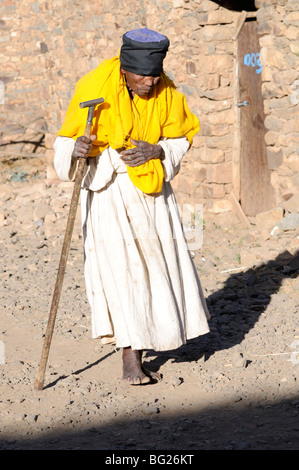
top-left (58, 57), bottom-right (199, 193)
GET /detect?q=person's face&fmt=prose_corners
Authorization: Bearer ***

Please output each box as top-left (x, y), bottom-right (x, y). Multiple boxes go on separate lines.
top-left (121, 69), bottom-right (161, 97)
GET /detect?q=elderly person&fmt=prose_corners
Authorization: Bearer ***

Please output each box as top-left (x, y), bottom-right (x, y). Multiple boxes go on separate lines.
top-left (54, 28), bottom-right (210, 385)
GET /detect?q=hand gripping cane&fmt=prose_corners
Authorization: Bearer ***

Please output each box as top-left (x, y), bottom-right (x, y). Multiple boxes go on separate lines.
top-left (34, 98), bottom-right (104, 391)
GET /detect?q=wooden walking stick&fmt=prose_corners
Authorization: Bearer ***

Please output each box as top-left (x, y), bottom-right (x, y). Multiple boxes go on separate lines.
top-left (34, 98), bottom-right (104, 391)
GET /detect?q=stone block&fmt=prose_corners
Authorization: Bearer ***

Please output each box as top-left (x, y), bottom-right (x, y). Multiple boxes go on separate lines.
top-left (198, 0), bottom-right (218, 11)
top-left (207, 10), bottom-right (238, 25)
top-left (197, 55), bottom-right (233, 74)
top-left (267, 148), bottom-right (283, 169)
top-left (173, 0), bottom-right (184, 8)
top-left (284, 11), bottom-right (299, 26)
top-left (259, 35), bottom-right (274, 48)
top-left (255, 207), bottom-right (284, 231)
top-left (282, 193), bottom-right (299, 213)
top-left (205, 74), bottom-right (220, 90)
top-left (260, 47), bottom-right (285, 69)
top-left (286, 153), bottom-right (299, 172)
top-left (207, 108), bottom-right (234, 125)
top-left (192, 135), bottom-right (204, 149)
top-left (199, 122), bottom-right (230, 137)
top-left (200, 147), bottom-right (225, 163)
top-left (256, 5), bottom-right (280, 23)
top-left (193, 167), bottom-right (206, 182)
top-left (210, 124), bottom-right (231, 136)
top-left (277, 212), bottom-right (299, 230)
top-left (205, 135), bottom-right (234, 149)
top-left (285, 26), bottom-right (299, 40)
top-left (207, 198), bottom-right (232, 214)
top-left (262, 81), bottom-right (288, 99)
top-left (203, 86), bottom-right (233, 101)
top-left (265, 130), bottom-right (279, 146)
top-left (176, 174), bottom-right (194, 195)
top-left (206, 162), bottom-right (232, 184)
top-left (196, 12), bottom-right (208, 25)
top-left (201, 26), bottom-right (232, 42)
top-left (192, 136), bottom-right (206, 151)
top-left (286, 0), bottom-right (299, 11)
top-left (198, 97), bottom-right (231, 114)
top-left (264, 115), bottom-right (284, 131)
top-left (267, 95), bottom-right (292, 109)
top-left (290, 41), bottom-right (299, 55)
top-left (290, 118), bottom-right (299, 132)
top-left (286, 52), bottom-right (299, 69)
top-left (200, 183), bottom-right (226, 199)
top-left (271, 105), bottom-right (299, 122)
top-left (184, 15), bottom-right (202, 31)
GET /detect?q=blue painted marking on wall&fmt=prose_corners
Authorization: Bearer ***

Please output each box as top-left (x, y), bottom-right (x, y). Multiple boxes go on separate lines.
top-left (243, 52), bottom-right (262, 74)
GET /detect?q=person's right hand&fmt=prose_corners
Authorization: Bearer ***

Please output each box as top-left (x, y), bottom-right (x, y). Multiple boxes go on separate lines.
top-left (72, 135), bottom-right (96, 159)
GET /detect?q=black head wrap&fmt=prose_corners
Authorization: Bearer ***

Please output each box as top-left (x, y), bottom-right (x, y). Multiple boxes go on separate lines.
top-left (119, 28), bottom-right (170, 76)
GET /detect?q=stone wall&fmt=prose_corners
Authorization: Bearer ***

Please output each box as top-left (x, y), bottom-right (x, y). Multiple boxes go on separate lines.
top-left (256, 0), bottom-right (299, 206)
top-left (1, 0), bottom-right (298, 220)
top-left (0, 1), bottom-right (49, 158)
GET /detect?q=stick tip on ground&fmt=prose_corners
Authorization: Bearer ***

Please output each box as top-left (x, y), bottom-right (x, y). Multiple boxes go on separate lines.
top-left (34, 379), bottom-right (44, 391)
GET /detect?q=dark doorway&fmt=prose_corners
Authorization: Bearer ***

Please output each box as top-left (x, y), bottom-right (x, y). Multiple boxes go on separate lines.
top-left (211, 0), bottom-right (257, 12)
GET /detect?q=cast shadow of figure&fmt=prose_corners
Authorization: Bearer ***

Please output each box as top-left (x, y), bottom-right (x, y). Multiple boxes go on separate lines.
top-left (144, 249), bottom-right (299, 373)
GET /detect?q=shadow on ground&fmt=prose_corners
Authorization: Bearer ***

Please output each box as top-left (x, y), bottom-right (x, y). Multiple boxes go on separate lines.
top-left (145, 249), bottom-right (299, 370)
top-left (1, 394), bottom-right (298, 450)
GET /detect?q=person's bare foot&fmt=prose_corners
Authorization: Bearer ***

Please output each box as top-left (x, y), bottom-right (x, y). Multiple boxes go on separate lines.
top-left (122, 347), bottom-right (152, 385)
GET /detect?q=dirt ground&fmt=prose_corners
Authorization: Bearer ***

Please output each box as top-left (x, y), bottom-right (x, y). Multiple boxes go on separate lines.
top-left (0, 157), bottom-right (298, 451)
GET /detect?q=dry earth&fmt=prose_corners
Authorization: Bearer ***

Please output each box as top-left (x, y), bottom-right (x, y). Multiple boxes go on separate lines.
top-left (0, 157), bottom-right (299, 451)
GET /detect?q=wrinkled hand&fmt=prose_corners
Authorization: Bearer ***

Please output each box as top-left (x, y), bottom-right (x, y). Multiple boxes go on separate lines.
top-left (72, 135), bottom-right (96, 159)
top-left (120, 139), bottom-right (164, 167)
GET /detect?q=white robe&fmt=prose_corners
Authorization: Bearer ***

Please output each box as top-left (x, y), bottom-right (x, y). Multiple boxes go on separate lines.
top-left (54, 136), bottom-right (210, 351)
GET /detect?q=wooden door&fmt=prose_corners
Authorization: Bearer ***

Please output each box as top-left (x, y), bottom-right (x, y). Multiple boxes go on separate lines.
top-left (237, 19), bottom-right (274, 216)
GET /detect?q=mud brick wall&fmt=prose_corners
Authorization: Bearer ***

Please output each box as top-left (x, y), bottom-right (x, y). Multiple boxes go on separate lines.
top-left (1, 0), bottom-right (298, 217)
